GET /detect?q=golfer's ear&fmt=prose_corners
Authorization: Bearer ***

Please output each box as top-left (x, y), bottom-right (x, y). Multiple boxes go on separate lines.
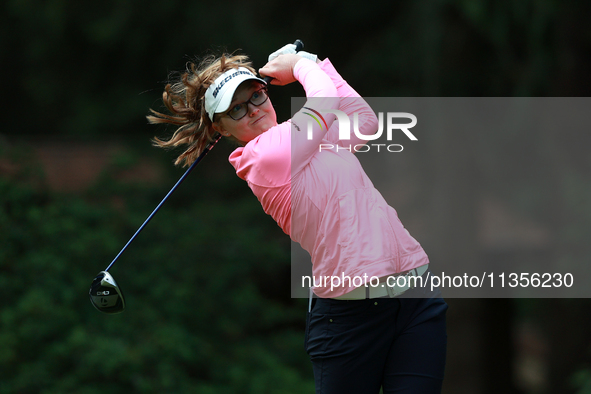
top-left (212, 121), bottom-right (224, 133)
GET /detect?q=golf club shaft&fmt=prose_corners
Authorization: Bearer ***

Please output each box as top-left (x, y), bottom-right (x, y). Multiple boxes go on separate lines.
top-left (105, 133), bottom-right (222, 272)
top-left (264, 39), bottom-right (304, 84)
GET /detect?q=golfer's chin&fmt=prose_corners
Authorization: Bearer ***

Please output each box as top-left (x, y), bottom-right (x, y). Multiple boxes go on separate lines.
top-left (253, 114), bottom-right (277, 130)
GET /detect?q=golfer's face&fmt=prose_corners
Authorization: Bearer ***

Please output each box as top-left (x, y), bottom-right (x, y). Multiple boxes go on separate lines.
top-left (216, 81), bottom-right (277, 144)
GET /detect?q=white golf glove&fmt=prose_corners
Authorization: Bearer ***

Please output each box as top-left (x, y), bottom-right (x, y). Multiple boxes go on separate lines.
top-left (268, 43), bottom-right (318, 63)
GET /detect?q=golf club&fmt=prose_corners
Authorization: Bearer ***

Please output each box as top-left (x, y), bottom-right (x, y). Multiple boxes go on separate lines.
top-left (89, 134), bottom-right (222, 314)
top-left (89, 271), bottom-right (125, 314)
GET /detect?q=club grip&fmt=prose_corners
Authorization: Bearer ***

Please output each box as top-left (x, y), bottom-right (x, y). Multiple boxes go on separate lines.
top-left (264, 39), bottom-right (305, 84)
top-left (294, 39), bottom-right (304, 52)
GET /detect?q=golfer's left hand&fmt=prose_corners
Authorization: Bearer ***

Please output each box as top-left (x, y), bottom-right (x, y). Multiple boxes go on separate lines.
top-left (268, 43), bottom-right (318, 64)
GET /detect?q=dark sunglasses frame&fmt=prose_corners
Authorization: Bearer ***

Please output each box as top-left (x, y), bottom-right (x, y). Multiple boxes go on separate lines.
top-left (225, 87), bottom-right (269, 121)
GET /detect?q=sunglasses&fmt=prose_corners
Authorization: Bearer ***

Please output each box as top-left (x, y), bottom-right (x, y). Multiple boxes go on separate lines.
top-left (225, 88), bottom-right (269, 121)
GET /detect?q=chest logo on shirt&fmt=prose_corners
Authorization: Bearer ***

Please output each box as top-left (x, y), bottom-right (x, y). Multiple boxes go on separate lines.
top-left (303, 107), bottom-right (329, 131)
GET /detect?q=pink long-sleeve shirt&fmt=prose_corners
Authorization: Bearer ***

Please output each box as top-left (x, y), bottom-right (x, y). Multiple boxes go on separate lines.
top-left (229, 58), bottom-right (429, 298)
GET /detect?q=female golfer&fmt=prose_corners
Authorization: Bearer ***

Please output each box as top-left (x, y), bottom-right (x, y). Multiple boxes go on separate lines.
top-left (149, 44), bottom-right (448, 393)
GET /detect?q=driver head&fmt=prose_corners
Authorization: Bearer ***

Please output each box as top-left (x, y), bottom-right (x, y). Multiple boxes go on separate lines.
top-left (89, 271), bottom-right (125, 314)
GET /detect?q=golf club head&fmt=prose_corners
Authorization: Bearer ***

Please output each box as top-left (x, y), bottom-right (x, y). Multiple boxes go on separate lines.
top-left (89, 271), bottom-right (125, 314)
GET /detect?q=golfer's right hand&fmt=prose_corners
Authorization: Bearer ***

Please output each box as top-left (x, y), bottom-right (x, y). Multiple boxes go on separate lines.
top-left (259, 54), bottom-right (302, 86)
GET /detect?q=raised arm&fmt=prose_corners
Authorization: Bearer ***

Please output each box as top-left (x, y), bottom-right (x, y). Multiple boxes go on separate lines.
top-left (260, 55), bottom-right (339, 173)
top-left (317, 59), bottom-right (379, 148)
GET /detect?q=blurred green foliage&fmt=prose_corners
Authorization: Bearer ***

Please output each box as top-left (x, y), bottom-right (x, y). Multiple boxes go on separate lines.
top-left (0, 146), bottom-right (312, 393)
top-left (3, 0), bottom-right (591, 140)
top-left (572, 368), bottom-right (591, 394)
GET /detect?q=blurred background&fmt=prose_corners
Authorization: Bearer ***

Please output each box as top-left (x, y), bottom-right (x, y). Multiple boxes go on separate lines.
top-left (1, 0), bottom-right (591, 393)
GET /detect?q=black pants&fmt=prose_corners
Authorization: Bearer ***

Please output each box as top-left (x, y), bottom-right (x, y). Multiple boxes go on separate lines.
top-left (305, 277), bottom-right (448, 394)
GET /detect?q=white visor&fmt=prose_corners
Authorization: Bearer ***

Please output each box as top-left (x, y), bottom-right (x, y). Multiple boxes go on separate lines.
top-left (204, 67), bottom-right (266, 122)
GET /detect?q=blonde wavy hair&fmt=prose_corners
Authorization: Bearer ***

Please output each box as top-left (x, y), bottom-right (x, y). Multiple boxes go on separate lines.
top-left (148, 53), bottom-right (256, 167)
